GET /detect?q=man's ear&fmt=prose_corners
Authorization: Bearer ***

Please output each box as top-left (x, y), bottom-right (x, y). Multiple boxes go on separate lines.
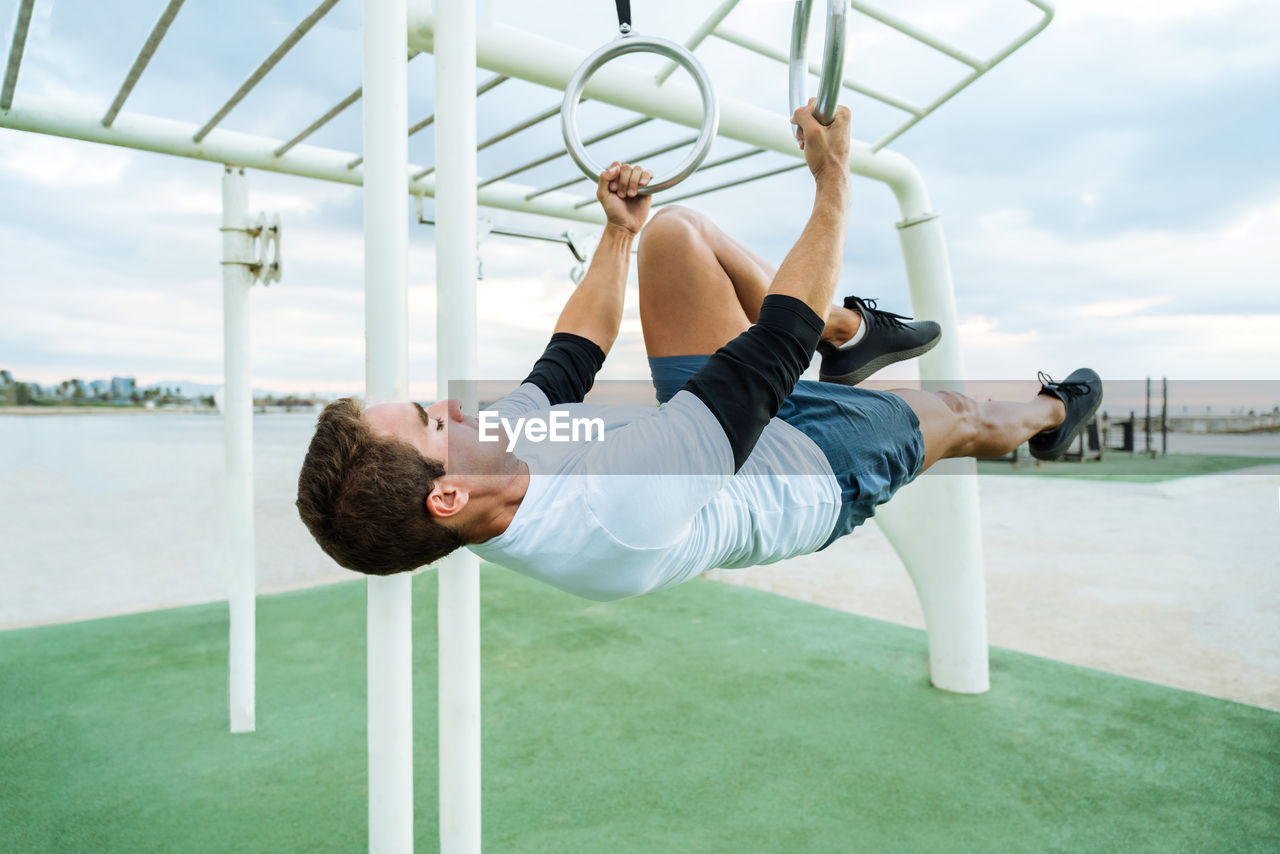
top-left (426, 477), bottom-right (469, 521)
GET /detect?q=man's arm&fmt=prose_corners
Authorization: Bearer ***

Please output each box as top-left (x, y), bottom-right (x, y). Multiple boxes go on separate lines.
top-left (765, 100), bottom-right (852, 323)
top-left (520, 163), bottom-right (652, 407)
top-left (550, 162), bottom-right (652, 354)
top-left (682, 101), bottom-right (853, 470)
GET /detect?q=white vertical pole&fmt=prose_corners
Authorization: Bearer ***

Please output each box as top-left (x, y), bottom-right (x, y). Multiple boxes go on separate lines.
top-left (363, 0), bottom-right (414, 851)
top-left (895, 214), bottom-right (964, 388)
top-left (873, 175), bottom-right (989, 694)
top-left (221, 165), bottom-right (256, 734)
top-left (435, 0), bottom-right (482, 850)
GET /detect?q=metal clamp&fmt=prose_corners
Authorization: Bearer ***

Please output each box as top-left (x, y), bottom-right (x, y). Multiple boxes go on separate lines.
top-left (789, 0), bottom-right (849, 135)
top-left (255, 213), bottom-right (282, 285)
top-left (218, 212), bottom-right (281, 285)
top-left (561, 35), bottom-right (719, 194)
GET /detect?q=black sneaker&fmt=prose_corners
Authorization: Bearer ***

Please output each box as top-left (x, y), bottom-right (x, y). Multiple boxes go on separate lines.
top-left (1028, 368), bottom-right (1103, 461)
top-left (817, 296), bottom-right (942, 386)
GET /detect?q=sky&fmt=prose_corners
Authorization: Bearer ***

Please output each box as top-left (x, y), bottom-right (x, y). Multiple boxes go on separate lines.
top-left (0, 0), bottom-right (1277, 403)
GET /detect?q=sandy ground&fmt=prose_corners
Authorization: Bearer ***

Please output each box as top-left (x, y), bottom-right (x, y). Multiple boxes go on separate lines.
top-left (707, 465), bottom-right (1280, 711)
top-left (3, 423), bottom-right (1277, 710)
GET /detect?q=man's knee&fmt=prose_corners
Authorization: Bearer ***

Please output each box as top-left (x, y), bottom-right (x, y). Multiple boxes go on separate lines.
top-left (638, 205), bottom-right (708, 261)
top-left (646, 204), bottom-right (704, 231)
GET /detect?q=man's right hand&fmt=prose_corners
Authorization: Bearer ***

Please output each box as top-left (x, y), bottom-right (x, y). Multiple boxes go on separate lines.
top-left (791, 98), bottom-right (851, 184)
top-left (597, 162), bottom-right (654, 236)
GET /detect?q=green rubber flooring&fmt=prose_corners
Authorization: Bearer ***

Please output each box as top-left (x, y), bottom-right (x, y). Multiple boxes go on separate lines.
top-left (2, 566), bottom-right (1277, 853)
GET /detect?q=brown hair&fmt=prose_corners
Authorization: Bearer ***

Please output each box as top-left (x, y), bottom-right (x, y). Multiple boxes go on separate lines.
top-left (296, 397), bottom-right (462, 574)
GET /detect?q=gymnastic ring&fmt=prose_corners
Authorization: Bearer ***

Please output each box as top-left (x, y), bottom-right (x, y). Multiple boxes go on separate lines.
top-left (789, 0), bottom-right (849, 134)
top-left (561, 35), bottom-right (719, 194)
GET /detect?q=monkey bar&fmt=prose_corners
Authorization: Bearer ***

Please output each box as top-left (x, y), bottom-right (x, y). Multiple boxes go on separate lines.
top-left (0, 1), bottom-right (1054, 851)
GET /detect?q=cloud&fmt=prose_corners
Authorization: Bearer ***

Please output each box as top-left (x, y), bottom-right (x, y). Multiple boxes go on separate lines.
top-left (1067, 0), bottom-right (1271, 27)
top-left (957, 315), bottom-right (1038, 351)
top-left (1075, 297), bottom-right (1172, 319)
top-left (941, 194), bottom-right (1279, 378)
top-left (0, 133), bottom-right (132, 185)
top-left (956, 195), bottom-right (1279, 302)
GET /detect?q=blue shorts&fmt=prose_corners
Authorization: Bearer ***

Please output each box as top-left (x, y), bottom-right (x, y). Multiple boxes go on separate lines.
top-left (649, 354), bottom-right (926, 549)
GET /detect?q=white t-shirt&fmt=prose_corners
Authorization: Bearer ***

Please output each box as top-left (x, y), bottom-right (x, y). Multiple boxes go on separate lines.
top-left (467, 384), bottom-right (841, 601)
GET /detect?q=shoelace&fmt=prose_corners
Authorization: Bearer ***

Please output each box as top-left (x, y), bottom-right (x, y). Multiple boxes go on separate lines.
top-left (1037, 371), bottom-right (1093, 399)
top-left (843, 296), bottom-right (913, 331)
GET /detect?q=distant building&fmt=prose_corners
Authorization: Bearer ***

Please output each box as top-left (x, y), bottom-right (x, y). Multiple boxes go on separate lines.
top-left (110, 377), bottom-right (136, 399)
top-left (89, 379), bottom-right (110, 398)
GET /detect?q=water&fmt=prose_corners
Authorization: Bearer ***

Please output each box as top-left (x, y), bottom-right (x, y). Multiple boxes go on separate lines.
top-left (0, 412), bottom-right (351, 630)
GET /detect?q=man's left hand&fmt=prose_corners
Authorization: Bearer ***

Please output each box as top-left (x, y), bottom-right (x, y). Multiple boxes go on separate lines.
top-left (597, 162), bottom-right (653, 235)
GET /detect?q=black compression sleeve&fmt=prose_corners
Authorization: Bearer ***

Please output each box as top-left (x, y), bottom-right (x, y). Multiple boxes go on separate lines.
top-left (681, 294), bottom-right (825, 471)
top-left (521, 332), bottom-right (607, 406)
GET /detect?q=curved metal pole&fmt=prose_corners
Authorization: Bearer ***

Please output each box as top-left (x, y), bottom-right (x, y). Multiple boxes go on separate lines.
top-left (875, 162), bottom-right (987, 694)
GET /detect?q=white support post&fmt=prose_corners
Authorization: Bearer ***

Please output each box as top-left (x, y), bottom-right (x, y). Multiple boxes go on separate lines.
top-left (435, 0), bottom-right (482, 852)
top-left (362, 0), bottom-right (414, 851)
top-left (873, 175), bottom-right (989, 694)
top-left (221, 165), bottom-right (256, 733)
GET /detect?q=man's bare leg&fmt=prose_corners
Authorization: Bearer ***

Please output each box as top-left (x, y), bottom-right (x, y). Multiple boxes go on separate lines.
top-left (637, 206), bottom-right (860, 358)
top-left (636, 206), bottom-right (1084, 472)
top-left (890, 388), bottom-right (1067, 472)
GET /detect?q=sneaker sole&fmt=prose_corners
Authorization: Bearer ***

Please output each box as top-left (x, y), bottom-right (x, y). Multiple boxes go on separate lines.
top-left (818, 335), bottom-right (941, 386)
top-left (1029, 391), bottom-right (1103, 461)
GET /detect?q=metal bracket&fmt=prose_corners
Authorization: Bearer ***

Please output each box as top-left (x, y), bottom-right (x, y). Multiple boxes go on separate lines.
top-left (896, 210), bottom-right (941, 231)
top-left (219, 212), bottom-right (283, 284)
top-left (253, 212), bottom-right (283, 284)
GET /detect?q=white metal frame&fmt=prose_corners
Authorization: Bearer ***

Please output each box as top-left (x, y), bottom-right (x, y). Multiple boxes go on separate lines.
top-left (363, 0), bottom-right (416, 849)
top-left (434, 2), bottom-right (483, 851)
top-left (221, 166), bottom-right (256, 735)
top-left (665, 0), bottom-right (1054, 153)
top-left (0, 0), bottom-right (1056, 850)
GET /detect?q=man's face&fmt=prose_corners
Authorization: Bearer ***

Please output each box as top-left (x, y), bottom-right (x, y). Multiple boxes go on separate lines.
top-left (362, 398), bottom-right (507, 476)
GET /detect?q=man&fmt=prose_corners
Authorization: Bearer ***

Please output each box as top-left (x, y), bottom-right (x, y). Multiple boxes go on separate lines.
top-left (296, 101), bottom-right (1101, 599)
